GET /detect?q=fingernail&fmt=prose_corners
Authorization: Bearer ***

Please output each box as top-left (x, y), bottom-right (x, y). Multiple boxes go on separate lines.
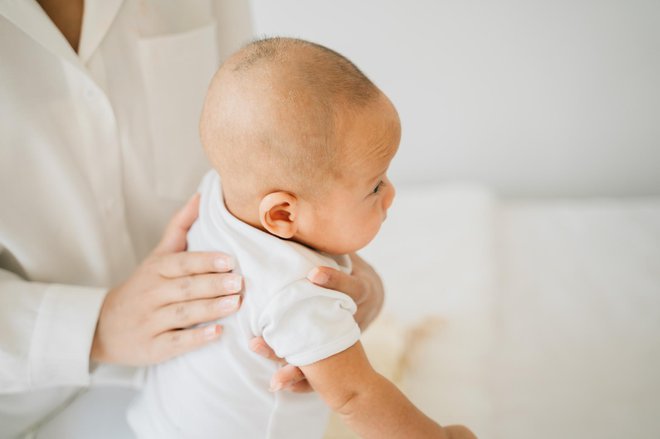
top-left (204, 325), bottom-right (220, 340)
top-left (307, 267), bottom-right (330, 285)
top-left (269, 381), bottom-right (283, 392)
top-left (214, 256), bottom-right (234, 271)
top-left (223, 274), bottom-right (242, 292)
top-left (218, 295), bottom-right (240, 312)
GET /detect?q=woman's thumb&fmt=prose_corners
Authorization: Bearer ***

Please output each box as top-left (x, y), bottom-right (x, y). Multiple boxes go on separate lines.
top-left (153, 193), bottom-right (201, 255)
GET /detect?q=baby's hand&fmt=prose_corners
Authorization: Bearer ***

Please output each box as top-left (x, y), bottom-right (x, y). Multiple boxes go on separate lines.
top-left (249, 337), bottom-right (312, 393)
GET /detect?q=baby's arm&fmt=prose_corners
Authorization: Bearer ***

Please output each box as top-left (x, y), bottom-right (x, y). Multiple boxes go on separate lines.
top-left (300, 341), bottom-right (477, 439)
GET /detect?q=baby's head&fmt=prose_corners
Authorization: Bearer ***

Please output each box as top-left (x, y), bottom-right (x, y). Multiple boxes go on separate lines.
top-left (200, 37), bottom-right (400, 255)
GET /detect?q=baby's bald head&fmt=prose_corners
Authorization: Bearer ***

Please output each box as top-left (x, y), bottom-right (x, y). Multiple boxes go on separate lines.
top-left (199, 37), bottom-right (384, 208)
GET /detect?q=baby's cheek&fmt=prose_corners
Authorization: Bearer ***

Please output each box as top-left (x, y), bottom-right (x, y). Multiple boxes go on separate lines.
top-left (383, 190), bottom-right (395, 210)
top-left (370, 213), bottom-right (384, 236)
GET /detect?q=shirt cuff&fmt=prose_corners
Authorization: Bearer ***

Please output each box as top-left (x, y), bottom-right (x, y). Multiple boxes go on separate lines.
top-left (285, 325), bottom-right (361, 367)
top-left (28, 283), bottom-right (108, 388)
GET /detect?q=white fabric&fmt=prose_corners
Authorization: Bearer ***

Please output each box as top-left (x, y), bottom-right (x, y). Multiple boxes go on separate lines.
top-left (128, 171), bottom-right (360, 439)
top-left (0, 1), bottom-right (252, 436)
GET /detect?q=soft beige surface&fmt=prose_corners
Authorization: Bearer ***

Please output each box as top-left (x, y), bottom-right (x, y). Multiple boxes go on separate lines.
top-left (331, 187), bottom-right (660, 439)
top-left (490, 200), bottom-right (660, 438)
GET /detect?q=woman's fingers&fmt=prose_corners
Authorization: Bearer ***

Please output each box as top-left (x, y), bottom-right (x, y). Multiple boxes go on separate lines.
top-left (156, 273), bottom-right (242, 305)
top-left (153, 192), bottom-right (201, 255)
top-left (249, 337), bottom-right (284, 363)
top-left (249, 337), bottom-right (313, 393)
top-left (308, 266), bottom-right (360, 300)
top-left (149, 324), bottom-right (223, 363)
top-left (269, 364), bottom-right (311, 393)
top-left (91, 196), bottom-right (243, 366)
top-left (287, 380), bottom-right (313, 393)
top-left (308, 265), bottom-right (366, 305)
top-left (307, 253), bottom-right (385, 331)
top-left (156, 251), bottom-right (235, 278)
top-left (154, 295), bottom-right (241, 332)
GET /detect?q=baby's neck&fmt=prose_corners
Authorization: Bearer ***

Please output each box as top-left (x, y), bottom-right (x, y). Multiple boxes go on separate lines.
top-left (220, 184), bottom-right (326, 255)
top-left (220, 186), bottom-right (266, 233)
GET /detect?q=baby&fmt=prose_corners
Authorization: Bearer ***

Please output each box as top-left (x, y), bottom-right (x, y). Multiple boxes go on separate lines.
top-left (128, 37), bottom-right (475, 439)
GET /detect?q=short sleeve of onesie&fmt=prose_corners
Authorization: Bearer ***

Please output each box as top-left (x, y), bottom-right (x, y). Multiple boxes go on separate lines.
top-left (258, 279), bottom-right (361, 367)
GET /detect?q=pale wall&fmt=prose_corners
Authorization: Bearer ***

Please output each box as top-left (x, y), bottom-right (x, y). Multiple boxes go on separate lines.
top-left (248, 0), bottom-right (660, 197)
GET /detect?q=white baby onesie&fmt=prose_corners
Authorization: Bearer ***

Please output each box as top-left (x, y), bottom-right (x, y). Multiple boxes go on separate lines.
top-left (127, 170), bottom-right (360, 438)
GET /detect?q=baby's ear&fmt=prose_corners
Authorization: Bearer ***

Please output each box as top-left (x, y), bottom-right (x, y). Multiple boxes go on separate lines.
top-left (259, 192), bottom-right (298, 239)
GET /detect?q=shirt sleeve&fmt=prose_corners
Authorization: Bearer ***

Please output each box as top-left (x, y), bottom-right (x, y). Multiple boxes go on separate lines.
top-left (0, 268), bottom-right (108, 393)
top-left (258, 279), bottom-right (361, 367)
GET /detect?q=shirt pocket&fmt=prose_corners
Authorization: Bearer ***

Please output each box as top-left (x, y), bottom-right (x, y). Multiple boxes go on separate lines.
top-left (138, 24), bottom-right (218, 200)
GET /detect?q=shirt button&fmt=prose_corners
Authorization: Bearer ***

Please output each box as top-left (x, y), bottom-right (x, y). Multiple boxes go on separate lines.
top-left (84, 87), bottom-right (96, 100)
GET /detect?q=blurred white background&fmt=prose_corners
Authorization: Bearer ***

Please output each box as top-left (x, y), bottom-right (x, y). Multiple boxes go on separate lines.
top-left (248, 0), bottom-right (660, 197)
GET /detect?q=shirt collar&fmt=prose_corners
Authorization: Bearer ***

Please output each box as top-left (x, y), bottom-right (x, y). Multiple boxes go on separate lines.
top-left (0, 0), bottom-right (124, 68)
top-left (78, 0), bottom-right (124, 63)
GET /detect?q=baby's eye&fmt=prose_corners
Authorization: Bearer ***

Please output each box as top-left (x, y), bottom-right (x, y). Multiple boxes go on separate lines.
top-left (371, 180), bottom-right (384, 195)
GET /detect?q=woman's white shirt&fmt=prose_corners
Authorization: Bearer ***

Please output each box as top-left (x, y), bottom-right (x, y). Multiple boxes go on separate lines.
top-left (0, 0), bottom-right (251, 435)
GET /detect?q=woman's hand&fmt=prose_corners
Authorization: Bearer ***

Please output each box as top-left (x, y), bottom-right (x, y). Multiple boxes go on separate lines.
top-left (91, 194), bottom-right (242, 366)
top-left (308, 252), bottom-right (385, 331)
top-left (250, 253), bottom-right (385, 392)
top-left (249, 338), bottom-right (313, 393)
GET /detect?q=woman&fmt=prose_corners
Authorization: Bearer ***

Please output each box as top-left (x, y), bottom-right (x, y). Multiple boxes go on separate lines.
top-left (0, 1), bottom-right (384, 436)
